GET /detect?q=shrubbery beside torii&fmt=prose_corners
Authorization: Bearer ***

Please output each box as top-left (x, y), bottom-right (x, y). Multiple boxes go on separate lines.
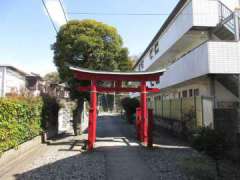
top-left (53, 19), bottom-right (133, 135)
top-left (121, 97), bottom-right (140, 123)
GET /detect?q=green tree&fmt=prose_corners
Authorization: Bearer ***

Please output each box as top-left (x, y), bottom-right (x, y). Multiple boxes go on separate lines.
top-left (44, 72), bottom-right (60, 84)
top-left (53, 19), bottom-right (132, 135)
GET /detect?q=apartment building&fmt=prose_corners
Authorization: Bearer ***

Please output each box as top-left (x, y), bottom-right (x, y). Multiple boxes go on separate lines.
top-left (134, 0), bottom-right (240, 134)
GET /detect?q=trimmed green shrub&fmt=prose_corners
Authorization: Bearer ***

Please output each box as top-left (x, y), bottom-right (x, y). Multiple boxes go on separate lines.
top-left (121, 97), bottom-right (140, 115)
top-left (41, 94), bottom-right (60, 130)
top-left (0, 97), bottom-right (43, 154)
top-left (191, 127), bottom-right (228, 178)
top-left (121, 97), bottom-right (139, 123)
top-left (191, 128), bottom-right (227, 159)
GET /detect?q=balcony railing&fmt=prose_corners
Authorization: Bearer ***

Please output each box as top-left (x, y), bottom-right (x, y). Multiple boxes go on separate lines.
top-left (218, 1), bottom-right (238, 36)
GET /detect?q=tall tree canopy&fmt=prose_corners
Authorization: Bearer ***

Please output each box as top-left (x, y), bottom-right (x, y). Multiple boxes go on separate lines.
top-left (53, 19), bottom-right (132, 134)
top-left (54, 19), bottom-right (132, 81)
top-left (54, 20), bottom-right (132, 97)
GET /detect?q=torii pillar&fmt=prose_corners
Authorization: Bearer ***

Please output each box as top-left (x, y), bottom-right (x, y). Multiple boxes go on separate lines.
top-left (140, 81), bottom-right (148, 144)
top-left (88, 80), bottom-right (97, 151)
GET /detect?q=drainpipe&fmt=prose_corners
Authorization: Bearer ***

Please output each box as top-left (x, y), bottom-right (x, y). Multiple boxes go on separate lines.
top-left (234, 8), bottom-right (240, 41)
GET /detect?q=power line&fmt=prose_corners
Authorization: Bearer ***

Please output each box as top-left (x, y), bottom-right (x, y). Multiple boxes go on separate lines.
top-left (68, 12), bottom-right (170, 16)
top-left (58, 0), bottom-right (68, 23)
top-left (41, 0), bottom-right (58, 33)
top-left (67, 12), bottom-right (216, 16)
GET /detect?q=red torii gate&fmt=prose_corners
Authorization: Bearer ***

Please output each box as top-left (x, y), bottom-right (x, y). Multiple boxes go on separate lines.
top-left (70, 67), bottom-right (165, 151)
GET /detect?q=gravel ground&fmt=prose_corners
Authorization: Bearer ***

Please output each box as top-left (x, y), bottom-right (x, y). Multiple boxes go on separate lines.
top-left (1, 115), bottom-right (239, 180)
top-left (1, 134), bottom-right (106, 180)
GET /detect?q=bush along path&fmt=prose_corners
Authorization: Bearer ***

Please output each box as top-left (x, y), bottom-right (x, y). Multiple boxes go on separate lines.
top-left (0, 97), bottom-right (43, 155)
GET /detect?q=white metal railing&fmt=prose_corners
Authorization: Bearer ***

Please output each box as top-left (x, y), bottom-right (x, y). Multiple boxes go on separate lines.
top-left (218, 1), bottom-right (238, 35)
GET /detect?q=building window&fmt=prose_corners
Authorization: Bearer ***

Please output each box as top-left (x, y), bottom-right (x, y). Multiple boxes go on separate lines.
top-left (149, 48), bottom-right (153, 59)
top-left (154, 42), bottom-right (159, 54)
top-left (178, 92), bottom-right (181, 99)
top-left (194, 89), bottom-right (199, 96)
top-left (189, 89), bottom-right (193, 97)
top-left (182, 90), bottom-right (187, 98)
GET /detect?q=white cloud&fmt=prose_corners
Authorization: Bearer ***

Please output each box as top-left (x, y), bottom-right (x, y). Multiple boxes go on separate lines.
top-left (45, 0), bottom-right (67, 27)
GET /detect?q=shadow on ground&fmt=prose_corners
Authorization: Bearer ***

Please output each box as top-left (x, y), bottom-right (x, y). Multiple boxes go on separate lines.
top-left (14, 145), bottom-right (194, 180)
top-left (13, 115), bottom-right (240, 180)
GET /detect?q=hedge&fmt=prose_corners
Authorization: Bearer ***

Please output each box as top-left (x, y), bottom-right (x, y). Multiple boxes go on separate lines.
top-left (121, 97), bottom-right (140, 115)
top-left (41, 94), bottom-right (60, 130)
top-left (0, 97), bottom-right (43, 154)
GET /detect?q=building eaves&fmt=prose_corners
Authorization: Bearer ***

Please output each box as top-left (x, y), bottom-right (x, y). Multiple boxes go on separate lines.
top-left (133, 0), bottom-right (188, 69)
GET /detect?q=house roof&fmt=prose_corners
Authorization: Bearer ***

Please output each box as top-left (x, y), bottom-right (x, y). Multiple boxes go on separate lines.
top-left (0, 65), bottom-right (43, 80)
top-left (0, 65), bottom-right (29, 77)
top-left (133, 0), bottom-right (188, 69)
top-left (27, 73), bottom-right (43, 80)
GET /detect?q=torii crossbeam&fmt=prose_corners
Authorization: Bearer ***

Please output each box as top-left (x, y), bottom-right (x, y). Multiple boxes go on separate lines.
top-left (70, 67), bottom-right (165, 151)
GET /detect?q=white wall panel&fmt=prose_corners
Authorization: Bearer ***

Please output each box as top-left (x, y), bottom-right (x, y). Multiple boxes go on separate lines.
top-left (159, 43), bottom-right (209, 89)
top-left (6, 69), bottom-right (26, 94)
top-left (158, 41), bottom-right (240, 89)
top-left (192, 0), bottom-right (219, 27)
top-left (208, 42), bottom-right (240, 74)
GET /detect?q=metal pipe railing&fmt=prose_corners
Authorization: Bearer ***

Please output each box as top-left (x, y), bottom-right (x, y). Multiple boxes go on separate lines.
top-left (218, 1), bottom-right (237, 35)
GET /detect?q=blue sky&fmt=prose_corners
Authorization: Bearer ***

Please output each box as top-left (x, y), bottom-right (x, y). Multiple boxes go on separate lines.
top-left (0, 0), bottom-right (178, 75)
